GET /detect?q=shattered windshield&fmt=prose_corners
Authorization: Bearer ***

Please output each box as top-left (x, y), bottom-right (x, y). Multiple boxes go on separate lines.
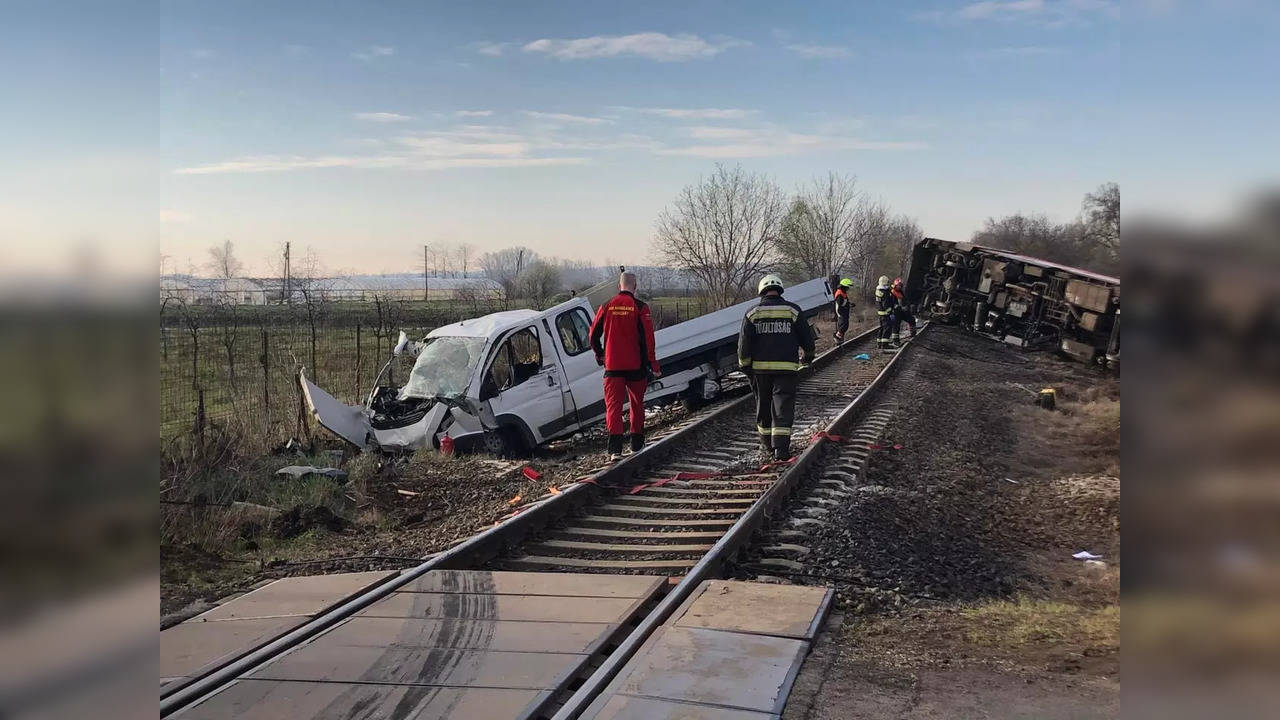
top-left (398, 336), bottom-right (487, 400)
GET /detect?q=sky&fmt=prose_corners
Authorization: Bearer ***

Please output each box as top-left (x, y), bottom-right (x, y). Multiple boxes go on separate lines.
top-left (1, 0), bottom-right (1278, 277)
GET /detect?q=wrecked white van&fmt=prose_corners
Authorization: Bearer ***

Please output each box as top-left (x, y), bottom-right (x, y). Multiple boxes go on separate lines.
top-left (301, 277), bottom-right (833, 455)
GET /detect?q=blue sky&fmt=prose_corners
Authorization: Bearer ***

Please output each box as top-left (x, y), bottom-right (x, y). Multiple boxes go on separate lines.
top-left (2, 0), bottom-right (1277, 276)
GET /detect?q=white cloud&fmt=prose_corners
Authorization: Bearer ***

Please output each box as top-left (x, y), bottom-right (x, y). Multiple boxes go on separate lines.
top-left (173, 125), bottom-right (594, 175)
top-left (960, 0), bottom-right (1045, 19)
top-left (620, 107), bottom-right (758, 120)
top-left (456, 110), bottom-right (494, 117)
top-left (687, 126), bottom-right (758, 140)
top-left (979, 45), bottom-right (1063, 56)
top-left (521, 110), bottom-right (610, 125)
top-left (659, 129), bottom-right (927, 158)
top-left (159, 210), bottom-right (191, 223)
top-left (471, 41), bottom-right (508, 57)
top-left (786, 44), bottom-right (852, 59)
top-left (174, 155), bottom-right (587, 174)
top-left (917, 0), bottom-right (1114, 25)
top-left (352, 45), bottom-right (395, 61)
top-left (522, 32), bottom-right (748, 62)
top-left (354, 112), bottom-right (412, 122)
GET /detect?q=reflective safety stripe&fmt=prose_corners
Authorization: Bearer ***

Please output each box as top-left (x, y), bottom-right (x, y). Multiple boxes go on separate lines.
top-left (876, 310), bottom-right (889, 316)
top-left (771, 427), bottom-right (792, 436)
top-left (751, 360), bottom-right (800, 371)
top-left (757, 425), bottom-right (771, 434)
top-left (739, 357), bottom-right (753, 367)
top-left (747, 307), bottom-right (799, 320)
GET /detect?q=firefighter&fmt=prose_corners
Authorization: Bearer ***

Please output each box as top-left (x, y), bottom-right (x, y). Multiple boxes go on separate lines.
top-left (875, 275), bottom-right (899, 350)
top-left (739, 274), bottom-right (816, 461)
top-left (891, 277), bottom-right (917, 339)
top-left (589, 271), bottom-right (660, 460)
top-left (833, 278), bottom-right (854, 344)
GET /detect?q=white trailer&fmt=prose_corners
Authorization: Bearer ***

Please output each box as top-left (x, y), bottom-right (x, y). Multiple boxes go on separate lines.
top-left (301, 277), bottom-right (833, 455)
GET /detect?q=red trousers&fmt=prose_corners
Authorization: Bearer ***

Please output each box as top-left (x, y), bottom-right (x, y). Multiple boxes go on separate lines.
top-left (603, 376), bottom-right (647, 435)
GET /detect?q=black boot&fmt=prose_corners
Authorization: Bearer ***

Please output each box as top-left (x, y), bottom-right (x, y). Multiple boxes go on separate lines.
top-left (773, 444), bottom-right (792, 462)
top-left (629, 433), bottom-right (645, 453)
top-left (607, 434), bottom-right (624, 460)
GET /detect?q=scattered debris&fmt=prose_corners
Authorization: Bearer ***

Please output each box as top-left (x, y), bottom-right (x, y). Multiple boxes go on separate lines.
top-left (395, 488), bottom-right (420, 497)
top-left (521, 466), bottom-right (542, 481)
top-left (507, 494), bottom-right (522, 506)
top-left (276, 465), bottom-right (348, 482)
top-left (1072, 550), bottom-right (1103, 560)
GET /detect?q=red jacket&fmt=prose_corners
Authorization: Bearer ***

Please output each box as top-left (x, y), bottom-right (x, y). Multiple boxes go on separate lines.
top-left (589, 291), bottom-right (659, 379)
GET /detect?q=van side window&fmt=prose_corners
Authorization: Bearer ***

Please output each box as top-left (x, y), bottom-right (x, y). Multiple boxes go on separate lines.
top-left (556, 308), bottom-right (593, 356)
top-left (489, 327), bottom-right (542, 391)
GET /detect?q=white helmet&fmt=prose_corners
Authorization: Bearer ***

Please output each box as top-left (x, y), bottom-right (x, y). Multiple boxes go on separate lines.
top-left (758, 273), bottom-right (785, 295)
top-left (877, 275), bottom-right (890, 288)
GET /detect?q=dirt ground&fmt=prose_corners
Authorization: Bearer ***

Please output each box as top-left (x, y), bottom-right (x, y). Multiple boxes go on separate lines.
top-left (782, 325), bottom-right (1120, 719)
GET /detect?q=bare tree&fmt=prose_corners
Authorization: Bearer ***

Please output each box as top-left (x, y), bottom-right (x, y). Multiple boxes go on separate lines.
top-left (1081, 182), bottom-right (1120, 269)
top-left (520, 260), bottom-right (563, 307)
top-left (206, 239), bottom-right (243, 279)
top-left (776, 173), bottom-right (863, 279)
top-left (653, 164), bottom-right (785, 307)
top-left (972, 213), bottom-right (1100, 270)
top-left (455, 243), bottom-right (473, 278)
top-left (480, 246), bottom-right (536, 299)
top-left (847, 199), bottom-right (891, 295)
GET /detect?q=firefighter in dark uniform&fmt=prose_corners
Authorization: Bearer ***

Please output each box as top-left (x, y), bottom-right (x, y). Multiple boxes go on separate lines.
top-left (875, 275), bottom-right (898, 350)
top-left (833, 278), bottom-right (854, 344)
top-left (738, 274), bottom-right (816, 461)
top-left (891, 277), bottom-right (917, 339)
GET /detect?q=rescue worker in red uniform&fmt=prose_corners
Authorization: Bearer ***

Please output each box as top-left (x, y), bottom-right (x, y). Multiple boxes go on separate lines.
top-left (589, 271), bottom-right (660, 460)
top-left (891, 277), bottom-right (917, 339)
top-left (739, 274), bottom-right (816, 461)
top-left (833, 278), bottom-right (854, 344)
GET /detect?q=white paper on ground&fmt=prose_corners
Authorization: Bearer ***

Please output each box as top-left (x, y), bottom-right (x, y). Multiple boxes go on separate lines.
top-left (1072, 550), bottom-right (1103, 560)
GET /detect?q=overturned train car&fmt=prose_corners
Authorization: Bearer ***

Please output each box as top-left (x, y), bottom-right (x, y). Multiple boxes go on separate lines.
top-left (905, 238), bottom-right (1120, 368)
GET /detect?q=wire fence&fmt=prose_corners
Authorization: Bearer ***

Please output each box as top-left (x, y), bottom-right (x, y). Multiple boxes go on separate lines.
top-left (160, 296), bottom-right (711, 444)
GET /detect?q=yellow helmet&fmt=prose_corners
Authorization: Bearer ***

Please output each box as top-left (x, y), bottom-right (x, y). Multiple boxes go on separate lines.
top-left (758, 273), bottom-right (785, 295)
top-left (877, 275), bottom-right (890, 288)
top-left (839, 278), bottom-right (854, 288)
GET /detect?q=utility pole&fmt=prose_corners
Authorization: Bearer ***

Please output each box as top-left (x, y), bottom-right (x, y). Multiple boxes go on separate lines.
top-left (423, 244), bottom-right (429, 301)
top-left (283, 241), bottom-right (291, 304)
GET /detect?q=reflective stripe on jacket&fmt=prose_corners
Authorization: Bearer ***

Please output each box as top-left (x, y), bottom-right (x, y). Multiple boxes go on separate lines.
top-left (833, 288), bottom-right (851, 318)
top-left (875, 287), bottom-right (898, 316)
top-left (738, 295), bottom-right (816, 373)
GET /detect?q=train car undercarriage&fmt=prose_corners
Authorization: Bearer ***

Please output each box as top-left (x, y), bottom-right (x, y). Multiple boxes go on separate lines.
top-left (905, 238), bottom-right (1120, 369)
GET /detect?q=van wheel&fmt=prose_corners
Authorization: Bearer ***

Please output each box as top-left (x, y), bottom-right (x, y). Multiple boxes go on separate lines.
top-left (481, 426), bottom-right (528, 458)
top-left (682, 380), bottom-right (711, 412)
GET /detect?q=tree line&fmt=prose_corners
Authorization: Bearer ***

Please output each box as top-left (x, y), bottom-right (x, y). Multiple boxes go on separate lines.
top-left (652, 164), bottom-right (1120, 306)
top-left (972, 183), bottom-right (1119, 276)
top-left (652, 165), bottom-right (923, 306)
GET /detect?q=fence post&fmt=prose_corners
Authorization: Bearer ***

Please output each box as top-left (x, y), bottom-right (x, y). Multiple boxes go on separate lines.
top-left (261, 329), bottom-right (269, 422)
top-left (355, 323), bottom-right (362, 400)
top-left (195, 389), bottom-right (205, 444)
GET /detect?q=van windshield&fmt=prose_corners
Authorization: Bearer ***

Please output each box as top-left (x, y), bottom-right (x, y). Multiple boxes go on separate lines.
top-left (399, 336), bottom-right (488, 400)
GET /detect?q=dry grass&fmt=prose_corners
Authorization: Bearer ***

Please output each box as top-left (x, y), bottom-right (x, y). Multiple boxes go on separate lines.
top-left (963, 596), bottom-right (1119, 652)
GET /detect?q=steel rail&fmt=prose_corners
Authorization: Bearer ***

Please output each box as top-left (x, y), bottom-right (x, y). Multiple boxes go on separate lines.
top-left (549, 324), bottom-right (928, 720)
top-left (160, 324), bottom-right (879, 717)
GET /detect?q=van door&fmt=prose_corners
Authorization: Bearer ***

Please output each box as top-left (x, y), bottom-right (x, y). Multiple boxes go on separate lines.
top-left (549, 304), bottom-right (607, 428)
top-left (480, 325), bottom-right (564, 446)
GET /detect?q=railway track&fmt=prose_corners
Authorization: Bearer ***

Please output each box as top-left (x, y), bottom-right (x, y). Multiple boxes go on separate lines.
top-left (490, 331), bottom-right (895, 576)
top-left (161, 323), bottom-right (926, 719)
